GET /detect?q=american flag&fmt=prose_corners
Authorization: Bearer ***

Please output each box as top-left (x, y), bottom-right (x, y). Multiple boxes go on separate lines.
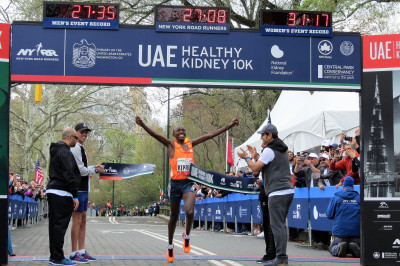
top-left (34, 159), bottom-right (44, 185)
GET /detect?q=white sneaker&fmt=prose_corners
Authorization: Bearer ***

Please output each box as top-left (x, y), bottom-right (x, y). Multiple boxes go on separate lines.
top-left (257, 231), bottom-right (264, 238)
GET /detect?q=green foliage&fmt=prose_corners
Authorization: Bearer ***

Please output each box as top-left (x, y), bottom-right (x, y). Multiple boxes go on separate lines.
top-left (104, 129), bottom-right (137, 164)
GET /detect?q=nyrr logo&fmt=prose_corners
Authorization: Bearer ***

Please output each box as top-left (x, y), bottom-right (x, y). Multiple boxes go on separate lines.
top-left (17, 42), bottom-right (59, 57)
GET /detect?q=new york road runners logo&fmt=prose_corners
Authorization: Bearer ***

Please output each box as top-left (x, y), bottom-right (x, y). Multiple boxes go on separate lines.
top-left (73, 39), bottom-right (96, 68)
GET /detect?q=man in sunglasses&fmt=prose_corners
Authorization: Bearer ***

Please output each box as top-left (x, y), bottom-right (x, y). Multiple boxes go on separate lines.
top-left (47, 127), bottom-right (81, 265)
top-left (317, 154), bottom-right (343, 190)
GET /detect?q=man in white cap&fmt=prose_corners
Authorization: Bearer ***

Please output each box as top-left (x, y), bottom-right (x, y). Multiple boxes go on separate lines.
top-left (294, 153), bottom-right (322, 188)
top-left (237, 123), bottom-right (294, 266)
top-left (317, 154), bottom-right (343, 190)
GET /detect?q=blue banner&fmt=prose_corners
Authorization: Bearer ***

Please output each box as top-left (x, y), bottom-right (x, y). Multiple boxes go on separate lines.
top-left (179, 201), bottom-right (185, 220)
top-left (11, 24), bottom-right (361, 90)
top-left (213, 197), bottom-right (225, 222)
top-left (287, 188), bottom-right (309, 229)
top-left (250, 194), bottom-right (263, 224)
top-left (233, 194), bottom-right (252, 223)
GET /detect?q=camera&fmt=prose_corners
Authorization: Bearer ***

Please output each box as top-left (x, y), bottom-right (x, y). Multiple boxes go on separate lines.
top-left (344, 136), bottom-right (353, 142)
top-left (335, 149), bottom-right (340, 155)
top-left (300, 156), bottom-right (306, 161)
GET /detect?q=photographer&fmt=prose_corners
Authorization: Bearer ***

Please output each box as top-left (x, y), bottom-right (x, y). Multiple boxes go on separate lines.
top-left (330, 144), bottom-right (360, 187)
top-left (293, 153), bottom-right (322, 188)
top-left (340, 129), bottom-right (360, 154)
top-left (317, 154), bottom-right (343, 190)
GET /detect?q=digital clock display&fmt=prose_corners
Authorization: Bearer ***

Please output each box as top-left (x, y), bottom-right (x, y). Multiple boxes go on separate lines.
top-left (156, 6), bottom-right (230, 24)
top-left (260, 10), bottom-right (332, 28)
top-left (44, 1), bottom-right (119, 20)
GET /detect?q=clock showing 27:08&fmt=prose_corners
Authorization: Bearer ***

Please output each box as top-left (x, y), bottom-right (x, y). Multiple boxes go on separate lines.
top-left (156, 5), bottom-right (230, 24)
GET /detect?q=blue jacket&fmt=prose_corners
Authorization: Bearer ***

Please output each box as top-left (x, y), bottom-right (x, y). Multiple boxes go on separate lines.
top-left (326, 188), bottom-right (360, 237)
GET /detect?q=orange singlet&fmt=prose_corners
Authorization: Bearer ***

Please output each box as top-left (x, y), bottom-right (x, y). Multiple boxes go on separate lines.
top-left (170, 141), bottom-right (195, 180)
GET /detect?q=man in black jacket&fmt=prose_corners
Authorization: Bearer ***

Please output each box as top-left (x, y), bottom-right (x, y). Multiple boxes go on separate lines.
top-left (46, 127), bottom-right (81, 266)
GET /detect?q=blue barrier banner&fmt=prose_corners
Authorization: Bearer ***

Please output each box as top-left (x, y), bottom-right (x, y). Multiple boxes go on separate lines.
top-left (179, 201), bottom-right (185, 220)
top-left (225, 193), bottom-right (236, 223)
top-left (250, 194), bottom-right (263, 224)
top-left (310, 186), bottom-right (335, 231)
top-left (199, 201), bottom-right (206, 222)
top-left (287, 187), bottom-right (309, 229)
top-left (234, 194), bottom-right (252, 223)
top-left (204, 198), bottom-right (213, 222)
top-left (8, 198), bottom-right (13, 220)
top-left (11, 195), bottom-right (19, 219)
top-left (212, 197), bottom-right (225, 222)
top-left (194, 202), bottom-right (199, 221)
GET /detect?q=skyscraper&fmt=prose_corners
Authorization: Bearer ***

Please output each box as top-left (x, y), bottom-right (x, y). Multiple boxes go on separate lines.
top-left (364, 76), bottom-right (399, 197)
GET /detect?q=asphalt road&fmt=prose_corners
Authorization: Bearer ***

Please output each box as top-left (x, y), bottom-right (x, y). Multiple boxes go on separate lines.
top-left (7, 216), bottom-right (360, 266)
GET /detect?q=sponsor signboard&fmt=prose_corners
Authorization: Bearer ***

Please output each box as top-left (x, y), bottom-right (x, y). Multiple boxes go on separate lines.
top-left (11, 23), bottom-right (361, 90)
top-left (362, 34), bottom-right (400, 266)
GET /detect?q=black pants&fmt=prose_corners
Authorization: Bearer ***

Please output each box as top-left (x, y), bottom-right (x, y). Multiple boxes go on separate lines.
top-left (48, 194), bottom-right (73, 261)
top-left (260, 196), bottom-right (276, 258)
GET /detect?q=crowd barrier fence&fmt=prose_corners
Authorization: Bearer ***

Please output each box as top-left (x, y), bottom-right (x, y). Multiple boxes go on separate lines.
top-left (178, 185), bottom-right (360, 237)
top-left (8, 194), bottom-right (48, 227)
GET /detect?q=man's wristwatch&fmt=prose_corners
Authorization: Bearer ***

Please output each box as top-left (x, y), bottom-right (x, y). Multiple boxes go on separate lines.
top-left (94, 165), bottom-right (98, 173)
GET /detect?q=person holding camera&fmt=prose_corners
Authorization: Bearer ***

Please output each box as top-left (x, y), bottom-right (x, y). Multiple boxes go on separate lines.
top-left (330, 144), bottom-right (360, 187)
top-left (317, 154), bottom-right (343, 190)
top-left (293, 153), bottom-right (322, 188)
top-left (340, 129), bottom-right (360, 153)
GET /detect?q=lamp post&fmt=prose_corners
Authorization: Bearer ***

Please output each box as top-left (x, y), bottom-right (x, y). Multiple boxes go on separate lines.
top-left (164, 87), bottom-right (171, 198)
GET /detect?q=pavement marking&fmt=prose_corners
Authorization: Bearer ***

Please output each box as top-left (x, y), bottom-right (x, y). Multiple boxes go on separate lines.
top-left (108, 216), bottom-right (119, 224)
top-left (134, 229), bottom-right (242, 266)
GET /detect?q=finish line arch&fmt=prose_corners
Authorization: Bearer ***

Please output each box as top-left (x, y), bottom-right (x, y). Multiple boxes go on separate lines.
top-left (1, 21), bottom-right (362, 265)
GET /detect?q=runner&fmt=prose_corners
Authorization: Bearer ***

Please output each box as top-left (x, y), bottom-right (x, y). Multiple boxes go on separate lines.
top-left (135, 116), bottom-right (239, 263)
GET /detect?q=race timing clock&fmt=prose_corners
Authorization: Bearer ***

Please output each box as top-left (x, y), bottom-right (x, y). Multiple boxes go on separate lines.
top-left (155, 5), bottom-right (230, 34)
top-left (43, 1), bottom-right (119, 30)
top-left (260, 10), bottom-right (333, 37)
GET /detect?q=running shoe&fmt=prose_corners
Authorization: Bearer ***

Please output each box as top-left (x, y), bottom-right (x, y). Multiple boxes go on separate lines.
top-left (49, 258), bottom-right (76, 265)
top-left (182, 232), bottom-right (191, 253)
top-left (166, 245), bottom-right (174, 263)
top-left (82, 251), bottom-right (97, 261)
top-left (69, 252), bottom-right (89, 264)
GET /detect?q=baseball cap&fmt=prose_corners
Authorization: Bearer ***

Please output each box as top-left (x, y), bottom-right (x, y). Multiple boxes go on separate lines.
top-left (320, 154), bottom-right (330, 160)
top-left (307, 153), bottom-right (319, 159)
top-left (257, 124), bottom-right (278, 135)
top-left (331, 143), bottom-right (338, 149)
top-left (321, 139), bottom-right (331, 147)
top-left (75, 122), bottom-right (91, 132)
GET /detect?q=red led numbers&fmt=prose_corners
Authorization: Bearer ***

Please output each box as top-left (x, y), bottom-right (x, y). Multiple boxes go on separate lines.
top-left (71, 5), bottom-right (81, 19)
top-left (288, 12), bottom-right (296, 26)
top-left (182, 8), bottom-right (227, 23)
top-left (71, 4), bottom-right (117, 20)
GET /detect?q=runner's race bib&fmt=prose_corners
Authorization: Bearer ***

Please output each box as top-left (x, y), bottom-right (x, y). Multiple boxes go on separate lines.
top-left (177, 158), bottom-right (193, 176)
